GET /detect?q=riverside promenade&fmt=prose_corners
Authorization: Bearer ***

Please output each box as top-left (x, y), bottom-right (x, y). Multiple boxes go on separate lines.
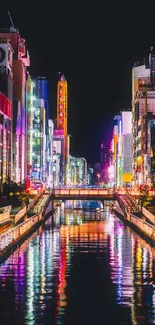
top-left (0, 188), bottom-right (155, 264)
top-left (0, 192), bottom-right (53, 263)
top-left (113, 192), bottom-right (155, 245)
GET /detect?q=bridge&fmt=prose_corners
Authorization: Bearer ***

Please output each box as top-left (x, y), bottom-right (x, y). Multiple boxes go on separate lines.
top-left (51, 188), bottom-right (140, 201)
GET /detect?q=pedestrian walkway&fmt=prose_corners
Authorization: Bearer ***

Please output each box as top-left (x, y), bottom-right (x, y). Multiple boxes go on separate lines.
top-left (32, 194), bottom-right (50, 214)
top-left (0, 193), bottom-right (49, 236)
top-left (11, 206), bottom-right (22, 215)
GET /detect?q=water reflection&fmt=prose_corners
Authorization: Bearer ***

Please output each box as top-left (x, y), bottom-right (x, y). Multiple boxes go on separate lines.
top-left (0, 203), bottom-right (154, 324)
top-left (109, 217), bottom-right (155, 324)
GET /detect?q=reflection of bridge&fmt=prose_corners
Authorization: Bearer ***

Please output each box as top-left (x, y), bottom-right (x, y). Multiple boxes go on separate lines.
top-left (51, 188), bottom-right (140, 201)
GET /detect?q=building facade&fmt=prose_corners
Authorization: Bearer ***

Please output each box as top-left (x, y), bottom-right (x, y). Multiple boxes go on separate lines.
top-left (31, 99), bottom-right (46, 186)
top-left (112, 112), bottom-right (132, 187)
top-left (0, 28), bottom-right (30, 183)
top-left (26, 75), bottom-right (34, 189)
top-left (68, 156), bottom-right (87, 186)
top-left (0, 92), bottom-right (12, 191)
top-left (56, 74), bottom-right (69, 184)
top-left (132, 52), bottom-right (155, 188)
top-left (46, 119), bottom-right (53, 188)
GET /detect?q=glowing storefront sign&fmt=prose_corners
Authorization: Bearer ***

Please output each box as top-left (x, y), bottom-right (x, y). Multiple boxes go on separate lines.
top-left (57, 75), bottom-right (68, 136)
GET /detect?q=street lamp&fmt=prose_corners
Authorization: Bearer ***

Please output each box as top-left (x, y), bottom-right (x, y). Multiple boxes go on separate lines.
top-left (97, 173), bottom-right (100, 187)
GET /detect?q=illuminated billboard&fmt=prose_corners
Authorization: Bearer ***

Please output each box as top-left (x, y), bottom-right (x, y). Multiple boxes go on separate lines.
top-left (57, 74), bottom-right (68, 136)
top-left (138, 77), bottom-right (151, 90)
top-left (53, 140), bottom-right (61, 155)
top-left (54, 129), bottom-right (64, 137)
top-left (122, 111), bottom-right (132, 135)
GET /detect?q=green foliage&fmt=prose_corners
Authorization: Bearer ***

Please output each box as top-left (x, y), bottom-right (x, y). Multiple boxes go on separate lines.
top-left (18, 192), bottom-right (30, 207)
top-left (139, 187), bottom-right (152, 207)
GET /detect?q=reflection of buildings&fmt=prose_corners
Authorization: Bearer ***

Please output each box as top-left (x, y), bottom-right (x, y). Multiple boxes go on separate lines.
top-left (109, 217), bottom-right (155, 324)
top-left (60, 222), bottom-right (108, 248)
top-left (55, 233), bottom-right (69, 324)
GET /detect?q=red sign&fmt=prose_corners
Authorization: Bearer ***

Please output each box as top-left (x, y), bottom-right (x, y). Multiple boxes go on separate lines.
top-left (0, 92), bottom-right (12, 118)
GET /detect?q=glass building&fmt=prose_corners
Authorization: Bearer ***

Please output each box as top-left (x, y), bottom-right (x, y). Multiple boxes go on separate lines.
top-left (31, 99), bottom-right (46, 186)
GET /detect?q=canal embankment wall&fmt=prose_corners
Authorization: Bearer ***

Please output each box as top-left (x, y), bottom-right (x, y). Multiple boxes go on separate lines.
top-left (0, 195), bottom-right (53, 264)
top-left (114, 204), bottom-right (155, 246)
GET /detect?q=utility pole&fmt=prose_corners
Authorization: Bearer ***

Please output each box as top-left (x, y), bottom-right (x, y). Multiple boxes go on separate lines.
top-left (7, 10), bottom-right (15, 28)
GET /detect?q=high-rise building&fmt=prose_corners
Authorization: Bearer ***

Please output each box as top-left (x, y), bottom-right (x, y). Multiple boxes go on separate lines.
top-left (31, 99), bottom-right (46, 186)
top-left (56, 73), bottom-right (69, 184)
top-left (0, 92), bottom-right (12, 191)
top-left (53, 129), bottom-right (64, 186)
top-left (0, 27), bottom-right (30, 183)
top-left (35, 77), bottom-right (48, 120)
top-left (87, 167), bottom-right (94, 185)
top-left (53, 133), bottom-right (62, 187)
top-left (113, 116), bottom-right (119, 187)
top-left (100, 141), bottom-right (109, 183)
top-left (0, 38), bottom-right (13, 102)
top-left (132, 51), bottom-right (155, 187)
top-left (147, 118), bottom-right (155, 187)
top-left (26, 75), bottom-right (34, 188)
top-left (68, 156), bottom-right (87, 186)
top-left (0, 37), bottom-right (13, 189)
top-left (112, 112), bottom-right (132, 187)
top-left (121, 111), bottom-right (132, 186)
top-left (46, 119), bottom-right (54, 188)
top-left (12, 100), bottom-right (21, 182)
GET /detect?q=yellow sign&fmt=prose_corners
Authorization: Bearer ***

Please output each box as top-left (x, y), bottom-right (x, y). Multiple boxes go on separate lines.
top-left (122, 173), bottom-right (132, 183)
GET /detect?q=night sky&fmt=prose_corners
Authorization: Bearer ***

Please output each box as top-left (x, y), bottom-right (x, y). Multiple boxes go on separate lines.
top-left (0, 5), bottom-right (155, 164)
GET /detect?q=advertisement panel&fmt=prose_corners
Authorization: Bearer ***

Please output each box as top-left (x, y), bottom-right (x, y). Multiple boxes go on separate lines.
top-left (122, 112), bottom-right (132, 135)
top-left (53, 140), bottom-right (61, 155)
top-left (138, 77), bottom-right (151, 90)
top-left (0, 92), bottom-right (12, 118)
top-left (122, 173), bottom-right (132, 183)
top-left (0, 41), bottom-right (13, 73)
top-left (54, 129), bottom-right (64, 137)
top-left (57, 75), bottom-right (67, 135)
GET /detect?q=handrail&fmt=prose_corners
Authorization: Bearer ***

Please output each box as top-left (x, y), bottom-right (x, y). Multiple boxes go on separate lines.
top-left (52, 188), bottom-right (114, 196)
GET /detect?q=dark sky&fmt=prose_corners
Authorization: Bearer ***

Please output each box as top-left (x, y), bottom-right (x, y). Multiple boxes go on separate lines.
top-left (0, 5), bottom-right (154, 164)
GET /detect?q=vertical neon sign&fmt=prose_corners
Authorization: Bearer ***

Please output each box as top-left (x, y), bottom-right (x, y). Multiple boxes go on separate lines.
top-left (57, 74), bottom-right (68, 136)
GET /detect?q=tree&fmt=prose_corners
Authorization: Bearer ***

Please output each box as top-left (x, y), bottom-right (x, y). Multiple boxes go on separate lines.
top-left (139, 186), bottom-right (152, 211)
top-left (18, 192), bottom-right (29, 208)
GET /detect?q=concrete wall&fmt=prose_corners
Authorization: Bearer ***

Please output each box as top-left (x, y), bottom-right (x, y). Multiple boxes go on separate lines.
top-left (0, 211), bottom-right (10, 224)
top-left (13, 207), bottom-right (26, 224)
top-left (128, 213), bottom-right (155, 241)
top-left (142, 207), bottom-right (155, 225)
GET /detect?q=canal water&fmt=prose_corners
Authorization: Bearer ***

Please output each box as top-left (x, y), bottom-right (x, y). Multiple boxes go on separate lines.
top-left (0, 202), bottom-right (155, 324)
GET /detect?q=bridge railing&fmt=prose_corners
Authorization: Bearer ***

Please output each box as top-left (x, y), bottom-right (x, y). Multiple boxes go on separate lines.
top-left (52, 188), bottom-right (114, 196)
top-left (52, 188), bottom-right (142, 197)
